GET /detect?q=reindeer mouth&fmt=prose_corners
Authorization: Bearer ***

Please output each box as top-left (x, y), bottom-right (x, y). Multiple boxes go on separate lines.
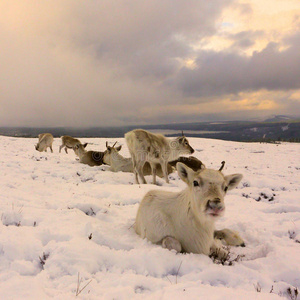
top-left (205, 202), bottom-right (225, 217)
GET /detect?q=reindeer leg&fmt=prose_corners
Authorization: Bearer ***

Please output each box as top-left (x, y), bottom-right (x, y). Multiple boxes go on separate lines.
top-left (137, 161), bottom-right (147, 184)
top-left (210, 239), bottom-right (229, 260)
top-left (65, 147), bottom-right (68, 154)
top-left (50, 146), bottom-right (53, 153)
top-left (161, 160), bottom-right (169, 184)
top-left (59, 144), bottom-right (64, 153)
top-left (150, 163), bottom-right (157, 185)
top-left (162, 236), bottom-right (182, 253)
top-left (130, 152), bottom-right (139, 184)
top-left (214, 229), bottom-right (245, 247)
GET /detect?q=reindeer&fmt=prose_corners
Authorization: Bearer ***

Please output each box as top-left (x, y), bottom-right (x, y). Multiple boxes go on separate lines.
top-left (169, 156), bottom-right (205, 172)
top-left (125, 129), bottom-right (194, 184)
top-left (35, 133), bottom-right (54, 153)
top-left (135, 161), bottom-right (244, 259)
top-left (59, 135), bottom-right (87, 154)
top-left (73, 144), bottom-right (105, 167)
top-left (103, 142), bottom-right (173, 177)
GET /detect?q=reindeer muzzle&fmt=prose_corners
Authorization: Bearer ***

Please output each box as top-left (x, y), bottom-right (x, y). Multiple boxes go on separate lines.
top-left (205, 199), bottom-right (224, 217)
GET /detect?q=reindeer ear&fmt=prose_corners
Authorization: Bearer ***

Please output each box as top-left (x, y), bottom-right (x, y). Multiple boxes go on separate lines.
top-left (115, 145), bottom-right (122, 151)
top-left (83, 143), bottom-right (88, 148)
top-left (225, 174), bottom-right (243, 190)
top-left (107, 146), bottom-right (112, 153)
top-left (176, 162), bottom-right (195, 184)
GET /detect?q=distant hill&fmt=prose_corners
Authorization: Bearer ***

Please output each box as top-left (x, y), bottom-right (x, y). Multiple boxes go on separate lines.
top-left (263, 115), bottom-right (300, 123)
top-left (0, 118), bottom-right (299, 142)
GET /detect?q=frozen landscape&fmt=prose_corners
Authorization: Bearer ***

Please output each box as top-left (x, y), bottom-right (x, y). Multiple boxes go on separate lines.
top-left (0, 135), bottom-right (299, 299)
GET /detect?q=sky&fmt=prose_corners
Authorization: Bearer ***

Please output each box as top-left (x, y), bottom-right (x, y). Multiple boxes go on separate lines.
top-left (0, 0), bottom-right (300, 127)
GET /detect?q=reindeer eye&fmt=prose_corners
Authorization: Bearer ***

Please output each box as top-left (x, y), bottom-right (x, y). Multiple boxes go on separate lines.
top-left (193, 180), bottom-right (199, 187)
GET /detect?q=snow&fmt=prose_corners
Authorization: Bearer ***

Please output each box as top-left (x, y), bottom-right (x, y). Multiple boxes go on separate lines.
top-left (0, 136), bottom-right (299, 299)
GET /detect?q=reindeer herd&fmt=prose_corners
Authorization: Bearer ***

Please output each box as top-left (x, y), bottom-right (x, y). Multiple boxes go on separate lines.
top-left (35, 130), bottom-right (244, 260)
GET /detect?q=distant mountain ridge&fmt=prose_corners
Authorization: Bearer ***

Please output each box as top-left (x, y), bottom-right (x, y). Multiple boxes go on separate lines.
top-left (263, 115), bottom-right (299, 123)
top-left (0, 117), bottom-right (299, 142)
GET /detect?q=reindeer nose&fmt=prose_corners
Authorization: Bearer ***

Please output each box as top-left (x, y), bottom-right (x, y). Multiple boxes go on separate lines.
top-left (208, 198), bottom-right (221, 209)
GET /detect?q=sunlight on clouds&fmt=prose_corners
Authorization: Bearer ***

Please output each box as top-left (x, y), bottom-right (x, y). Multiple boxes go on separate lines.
top-left (141, 90), bottom-right (288, 121)
top-left (222, 98), bottom-right (279, 111)
top-left (176, 57), bottom-right (197, 69)
top-left (200, 0), bottom-right (300, 55)
top-left (290, 90), bottom-right (300, 101)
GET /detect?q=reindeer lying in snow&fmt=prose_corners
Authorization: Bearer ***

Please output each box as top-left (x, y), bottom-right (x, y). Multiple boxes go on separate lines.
top-left (135, 161), bottom-right (244, 259)
top-left (103, 142), bottom-right (173, 177)
top-left (169, 156), bottom-right (205, 172)
top-left (35, 133), bottom-right (54, 153)
top-left (59, 135), bottom-right (87, 154)
top-left (73, 144), bottom-right (105, 167)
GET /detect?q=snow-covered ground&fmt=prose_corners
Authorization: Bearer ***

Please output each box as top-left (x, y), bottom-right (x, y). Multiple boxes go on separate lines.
top-left (0, 136), bottom-right (299, 299)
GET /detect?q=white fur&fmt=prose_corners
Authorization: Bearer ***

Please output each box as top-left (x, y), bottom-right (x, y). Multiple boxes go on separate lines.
top-left (135, 162), bottom-right (243, 258)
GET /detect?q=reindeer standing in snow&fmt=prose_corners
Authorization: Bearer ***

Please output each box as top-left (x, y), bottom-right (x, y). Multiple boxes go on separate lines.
top-left (135, 161), bottom-right (244, 259)
top-left (103, 141), bottom-right (173, 176)
top-left (35, 133), bottom-right (54, 153)
top-left (59, 135), bottom-right (87, 154)
top-left (125, 129), bottom-right (194, 184)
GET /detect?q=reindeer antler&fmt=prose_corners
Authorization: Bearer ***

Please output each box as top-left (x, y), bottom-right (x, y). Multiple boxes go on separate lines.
top-left (181, 130), bottom-right (184, 136)
top-left (106, 141), bottom-right (108, 148)
top-left (219, 161), bottom-right (225, 171)
top-left (112, 141), bottom-right (117, 148)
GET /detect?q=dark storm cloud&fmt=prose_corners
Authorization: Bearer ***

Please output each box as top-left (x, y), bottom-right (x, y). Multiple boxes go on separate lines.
top-left (68, 0), bottom-right (233, 79)
top-left (170, 31), bottom-right (300, 99)
top-left (0, 0), bottom-right (234, 126)
top-left (0, 0), bottom-right (299, 127)
top-left (229, 30), bottom-right (265, 49)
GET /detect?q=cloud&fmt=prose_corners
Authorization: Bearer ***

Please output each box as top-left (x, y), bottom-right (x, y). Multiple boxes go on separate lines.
top-left (0, 0), bottom-right (299, 127)
top-left (169, 32), bottom-right (300, 99)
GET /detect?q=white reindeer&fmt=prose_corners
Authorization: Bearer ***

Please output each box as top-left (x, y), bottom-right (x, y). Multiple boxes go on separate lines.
top-left (59, 135), bottom-right (87, 154)
top-left (125, 129), bottom-right (194, 184)
top-left (135, 161), bottom-right (244, 259)
top-left (35, 133), bottom-right (54, 153)
top-left (103, 142), bottom-right (173, 176)
top-left (73, 144), bottom-right (105, 167)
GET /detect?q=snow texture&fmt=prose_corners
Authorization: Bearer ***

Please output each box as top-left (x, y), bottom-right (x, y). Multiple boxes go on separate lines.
top-left (0, 136), bottom-right (299, 299)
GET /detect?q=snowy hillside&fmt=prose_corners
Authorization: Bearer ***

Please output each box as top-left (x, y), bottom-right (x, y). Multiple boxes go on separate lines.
top-left (0, 136), bottom-right (299, 299)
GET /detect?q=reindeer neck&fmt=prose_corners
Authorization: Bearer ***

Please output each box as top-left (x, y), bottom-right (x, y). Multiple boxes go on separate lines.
top-left (180, 188), bottom-right (215, 228)
top-left (110, 152), bottom-right (133, 171)
top-left (78, 147), bottom-right (87, 158)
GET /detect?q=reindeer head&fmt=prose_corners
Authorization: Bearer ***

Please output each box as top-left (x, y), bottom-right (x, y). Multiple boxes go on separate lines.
top-left (176, 162), bottom-right (243, 220)
top-left (73, 143), bottom-right (85, 157)
top-left (35, 143), bottom-right (43, 152)
top-left (103, 141), bottom-right (122, 165)
top-left (172, 132), bottom-right (194, 155)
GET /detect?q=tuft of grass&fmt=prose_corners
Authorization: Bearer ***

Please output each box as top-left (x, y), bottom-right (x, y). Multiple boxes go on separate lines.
top-left (39, 252), bottom-right (50, 270)
top-left (75, 273), bottom-right (92, 297)
top-left (254, 282), bottom-right (261, 293)
top-left (209, 248), bottom-right (244, 266)
top-left (287, 287), bottom-right (298, 300)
